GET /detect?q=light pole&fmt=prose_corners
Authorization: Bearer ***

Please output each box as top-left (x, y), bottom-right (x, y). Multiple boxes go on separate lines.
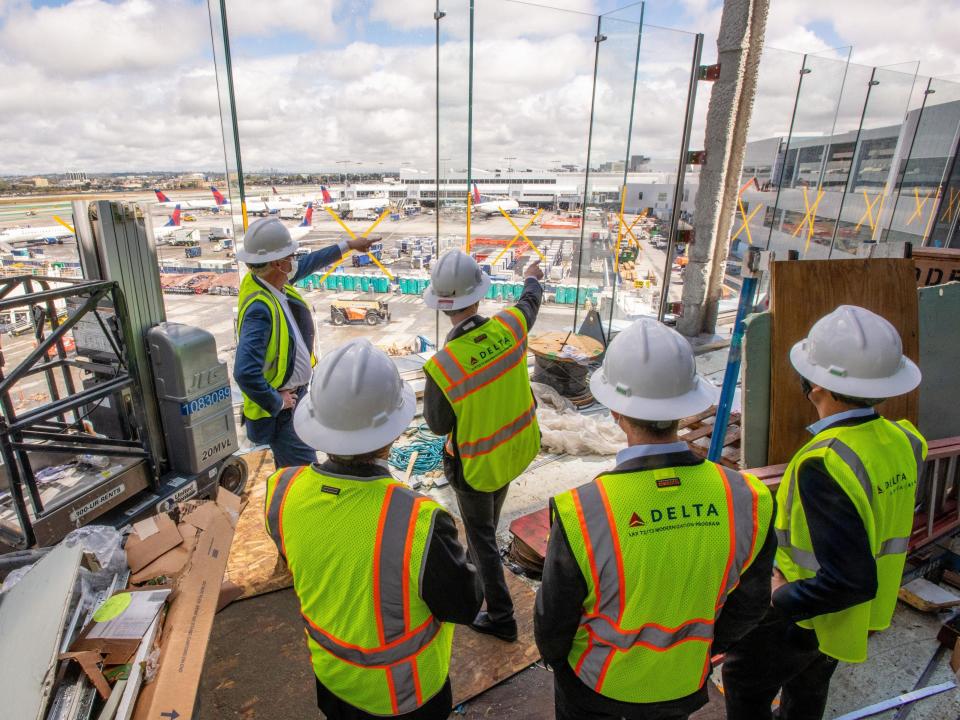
top-left (336, 160), bottom-right (351, 186)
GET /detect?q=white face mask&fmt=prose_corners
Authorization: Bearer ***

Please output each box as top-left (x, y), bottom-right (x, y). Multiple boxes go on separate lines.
top-left (286, 258), bottom-right (299, 281)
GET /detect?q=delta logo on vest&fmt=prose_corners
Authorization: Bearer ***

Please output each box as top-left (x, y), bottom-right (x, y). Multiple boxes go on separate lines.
top-left (468, 334), bottom-right (513, 366)
top-left (627, 503), bottom-right (723, 536)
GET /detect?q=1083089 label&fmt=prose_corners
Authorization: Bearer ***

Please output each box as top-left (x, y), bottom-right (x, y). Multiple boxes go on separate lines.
top-left (180, 386), bottom-right (231, 416)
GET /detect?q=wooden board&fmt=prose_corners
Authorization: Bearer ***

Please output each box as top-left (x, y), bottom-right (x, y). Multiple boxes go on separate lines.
top-left (742, 311), bottom-right (772, 468)
top-left (450, 571), bottom-right (540, 706)
top-left (224, 451), bottom-right (292, 599)
top-left (913, 246), bottom-right (960, 287)
top-left (767, 258), bottom-right (919, 465)
top-left (918, 282), bottom-right (960, 441)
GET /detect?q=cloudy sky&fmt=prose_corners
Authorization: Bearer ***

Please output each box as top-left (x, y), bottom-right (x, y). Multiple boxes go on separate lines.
top-left (0, 0), bottom-right (957, 175)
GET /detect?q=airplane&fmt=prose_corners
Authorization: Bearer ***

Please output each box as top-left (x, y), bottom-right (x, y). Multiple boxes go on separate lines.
top-left (288, 203), bottom-right (314, 241)
top-left (154, 205), bottom-right (185, 241)
top-left (154, 189), bottom-right (217, 211)
top-left (211, 186), bottom-right (307, 216)
top-left (471, 184), bottom-right (521, 216)
top-left (0, 221), bottom-right (74, 245)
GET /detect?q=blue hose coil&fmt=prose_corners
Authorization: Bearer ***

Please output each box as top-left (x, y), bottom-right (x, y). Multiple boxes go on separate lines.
top-left (388, 424), bottom-right (445, 475)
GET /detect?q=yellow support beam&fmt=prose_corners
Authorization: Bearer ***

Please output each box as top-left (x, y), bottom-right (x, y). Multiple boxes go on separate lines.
top-left (498, 208), bottom-right (547, 262)
top-left (322, 207), bottom-right (395, 280)
top-left (466, 193), bottom-right (472, 254)
top-left (52, 216), bottom-right (75, 235)
top-left (491, 210), bottom-right (543, 266)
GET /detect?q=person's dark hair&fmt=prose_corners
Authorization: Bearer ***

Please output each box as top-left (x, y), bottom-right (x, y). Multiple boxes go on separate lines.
top-left (829, 392), bottom-right (883, 408)
top-left (327, 443), bottom-right (392, 466)
top-left (620, 416), bottom-right (680, 439)
top-left (442, 309), bottom-right (459, 318)
top-left (247, 262), bottom-right (267, 270)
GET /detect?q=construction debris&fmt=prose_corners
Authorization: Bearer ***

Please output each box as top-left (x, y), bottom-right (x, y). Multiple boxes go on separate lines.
top-left (0, 490), bottom-right (240, 720)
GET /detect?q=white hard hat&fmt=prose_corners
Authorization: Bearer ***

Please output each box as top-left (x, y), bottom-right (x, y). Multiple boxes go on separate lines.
top-left (790, 305), bottom-right (920, 399)
top-left (294, 339), bottom-right (415, 455)
top-left (589, 318), bottom-right (717, 421)
top-left (235, 217), bottom-right (299, 264)
top-left (422, 248), bottom-right (491, 311)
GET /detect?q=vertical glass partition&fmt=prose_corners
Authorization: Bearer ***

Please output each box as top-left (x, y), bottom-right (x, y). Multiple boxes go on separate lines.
top-left (735, 48), bottom-right (807, 273)
top-left (578, 22), bottom-right (702, 330)
top-left (459, 0), bottom-right (598, 338)
top-left (829, 66), bottom-right (919, 254)
top-left (764, 52), bottom-right (853, 259)
top-left (887, 78), bottom-right (960, 246)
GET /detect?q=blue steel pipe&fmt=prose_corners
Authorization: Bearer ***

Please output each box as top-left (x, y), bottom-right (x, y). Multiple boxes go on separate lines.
top-left (707, 267), bottom-right (760, 462)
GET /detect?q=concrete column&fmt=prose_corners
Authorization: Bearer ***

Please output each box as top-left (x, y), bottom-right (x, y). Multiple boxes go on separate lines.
top-left (677, 0), bottom-right (769, 337)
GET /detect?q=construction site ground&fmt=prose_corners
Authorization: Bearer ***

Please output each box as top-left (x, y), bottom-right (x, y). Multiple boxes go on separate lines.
top-left (199, 447), bottom-right (958, 720)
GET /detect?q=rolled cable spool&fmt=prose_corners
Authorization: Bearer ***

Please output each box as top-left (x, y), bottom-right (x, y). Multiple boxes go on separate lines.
top-left (528, 331), bottom-right (604, 407)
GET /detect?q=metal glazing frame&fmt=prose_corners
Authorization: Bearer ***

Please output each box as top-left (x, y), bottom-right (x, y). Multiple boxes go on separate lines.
top-left (0, 276), bottom-right (150, 548)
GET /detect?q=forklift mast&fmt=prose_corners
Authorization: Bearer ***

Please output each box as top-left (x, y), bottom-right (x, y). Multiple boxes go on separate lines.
top-left (0, 201), bottom-right (245, 549)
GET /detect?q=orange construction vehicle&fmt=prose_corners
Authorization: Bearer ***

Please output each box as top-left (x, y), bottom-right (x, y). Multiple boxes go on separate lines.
top-left (330, 300), bottom-right (391, 326)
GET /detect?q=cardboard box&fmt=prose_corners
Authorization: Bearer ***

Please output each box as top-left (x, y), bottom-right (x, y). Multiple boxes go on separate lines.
top-left (131, 489), bottom-right (240, 720)
top-left (125, 513), bottom-right (183, 574)
top-left (71, 587), bottom-right (171, 666)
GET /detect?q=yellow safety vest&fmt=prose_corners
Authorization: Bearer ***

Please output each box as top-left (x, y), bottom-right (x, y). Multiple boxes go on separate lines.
top-left (775, 417), bottom-right (926, 663)
top-left (265, 465), bottom-right (455, 716)
top-left (237, 273), bottom-right (315, 420)
top-left (553, 462), bottom-right (773, 703)
top-left (423, 307), bottom-right (540, 492)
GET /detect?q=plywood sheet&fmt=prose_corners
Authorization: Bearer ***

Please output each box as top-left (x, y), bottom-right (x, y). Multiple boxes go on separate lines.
top-left (917, 282), bottom-right (960, 441)
top-left (741, 311), bottom-right (772, 468)
top-left (450, 571), bottom-right (540, 706)
top-left (768, 258), bottom-right (919, 465)
top-left (224, 451), bottom-right (292, 599)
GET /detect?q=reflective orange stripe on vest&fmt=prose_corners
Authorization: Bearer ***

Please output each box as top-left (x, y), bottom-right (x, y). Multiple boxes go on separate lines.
top-left (459, 401), bottom-right (537, 459)
top-left (431, 312), bottom-right (528, 403)
top-left (266, 466), bottom-right (307, 562)
top-left (269, 479), bottom-right (440, 715)
top-left (569, 466), bottom-right (761, 691)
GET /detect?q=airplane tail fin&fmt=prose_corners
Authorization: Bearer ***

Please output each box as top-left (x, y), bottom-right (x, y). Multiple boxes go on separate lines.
top-left (154, 189), bottom-right (172, 203)
top-left (210, 186), bottom-right (228, 205)
top-left (321, 186), bottom-right (333, 204)
top-left (300, 202), bottom-right (314, 227)
top-left (472, 183), bottom-right (481, 205)
top-left (165, 205), bottom-right (182, 227)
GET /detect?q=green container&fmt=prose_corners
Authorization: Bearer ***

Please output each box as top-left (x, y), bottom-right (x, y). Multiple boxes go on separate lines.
top-left (375, 276), bottom-right (389, 293)
top-left (417, 278), bottom-right (427, 294)
top-left (335, 275), bottom-right (345, 291)
top-left (326, 275), bottom-right (337, 290)
top-left (485, 284), bottom-right (495, 299)
top-left (360, 276), bottom-right (371, 291)
top-left (491, 282), bottom-right (502, 300)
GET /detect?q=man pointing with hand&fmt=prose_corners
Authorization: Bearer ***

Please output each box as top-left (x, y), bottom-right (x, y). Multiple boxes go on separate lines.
top-left (234, 217), bottom-right (376, 468)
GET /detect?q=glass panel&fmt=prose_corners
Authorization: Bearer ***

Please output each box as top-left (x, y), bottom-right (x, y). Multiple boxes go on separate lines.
top-left (763, 53), bottom-right (851, 259)
top-left (462, 0), bottom-right (599, 337)
top-left (735, 47), bottom-right (806, 294)
top-left (586, 22), bottom-right (699, 330)
top-left (217, 0), bottom-right (437, 347)
top-left (828, 65), bottom-right (919, 254)
top-left (887, 78), bottom-right (960, 247)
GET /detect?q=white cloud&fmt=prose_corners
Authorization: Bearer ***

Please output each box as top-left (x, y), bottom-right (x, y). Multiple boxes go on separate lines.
top-left (0, 0), bottom-right (208, 77)
top-left (1, 0), bottom-right (959, 175)
top-left (225, 0), bottom-right (338, 42)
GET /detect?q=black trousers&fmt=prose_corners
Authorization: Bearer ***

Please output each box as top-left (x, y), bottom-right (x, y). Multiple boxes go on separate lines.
top-left (316, 677), bottom-right (452, 720)
top-left (722, 609), bottom-right (839, 720)
top-left (552, 661), bottom-right (705, 720)
top-left (453, 482), bottom-right (514, 623)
